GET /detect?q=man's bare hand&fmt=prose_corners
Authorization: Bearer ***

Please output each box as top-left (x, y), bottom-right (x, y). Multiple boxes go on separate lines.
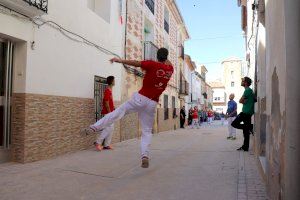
top-left (109, 57), bottom-right (121, 63)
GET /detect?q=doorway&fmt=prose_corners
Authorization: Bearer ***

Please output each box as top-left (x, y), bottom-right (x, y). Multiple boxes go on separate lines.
top-left (0, 39), bottom-right (13, 163)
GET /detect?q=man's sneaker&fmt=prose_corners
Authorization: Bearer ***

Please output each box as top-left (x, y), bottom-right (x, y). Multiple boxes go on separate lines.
top-left (103, 146), bottom-right (114, 150)
top-left (94, 142), bottom-right (103, 151)
top-left (227, 136), bottom-right (232, 140)
top-left (231, 137), bottom-right (236, 140)
top-left (141, 156), bottom-right (149, 168)
top-left (80, 127), bottom-right (97, 136)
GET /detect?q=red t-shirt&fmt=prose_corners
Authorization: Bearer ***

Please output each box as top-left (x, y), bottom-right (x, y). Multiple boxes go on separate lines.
top-left (192, 110), bottom-right (198, 119)
top-left (139, 60), bottom-right (174, 102)
top-left (101, 88), bottom-right (115, 114)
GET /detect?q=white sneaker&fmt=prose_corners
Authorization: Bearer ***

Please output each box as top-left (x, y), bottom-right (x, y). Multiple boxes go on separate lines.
top-left (80, 127), bottom-right (97, 136)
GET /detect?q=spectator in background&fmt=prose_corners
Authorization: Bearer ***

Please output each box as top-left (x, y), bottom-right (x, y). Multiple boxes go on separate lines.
top-left (188, 107), bottom-right (193, 125)
top-left (226, 93), bottom-right (237, 140)
top-left (220, 112), bottom-right (225, 125)
top-left (207, 109), bottom-right (214, 125)
top-left (191, 106), bottom-right (200, 129)
top-left (180, 106), bottom-right (186, 128)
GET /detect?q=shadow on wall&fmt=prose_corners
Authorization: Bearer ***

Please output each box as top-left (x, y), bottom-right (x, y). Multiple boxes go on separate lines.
top-left (267, 67), bottom-right (286, 200)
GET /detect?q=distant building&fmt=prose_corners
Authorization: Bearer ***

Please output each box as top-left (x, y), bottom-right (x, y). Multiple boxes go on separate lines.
top-left (209, 82), bottom-right (226, 113)
top-left (222, 57), bottom-right (245, 112)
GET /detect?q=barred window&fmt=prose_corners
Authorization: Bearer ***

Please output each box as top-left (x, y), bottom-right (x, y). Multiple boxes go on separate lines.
top-left (94, 76), bottom-right (108, 121)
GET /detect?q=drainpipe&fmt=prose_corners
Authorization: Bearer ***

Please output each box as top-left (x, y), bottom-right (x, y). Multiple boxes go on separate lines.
top-left (124, 0), bottom-right (128, 60)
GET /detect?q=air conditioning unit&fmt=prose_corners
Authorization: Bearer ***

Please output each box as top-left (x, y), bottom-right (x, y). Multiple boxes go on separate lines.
top-left (0, 0), bottom-right (47, 17)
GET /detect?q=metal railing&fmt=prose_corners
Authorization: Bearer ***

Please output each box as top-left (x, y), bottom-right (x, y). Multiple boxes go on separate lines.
top-left (94, 76), bottom-right (108, 121)
top-left (23, 0), bottom-right (48, 13)
top-left (145, 0), bottom-right (154, 14)
top-left (179, 80), bottom-right (189, 95)
top-left (144, 41), bottom-right (158, 61)
top-left (164, 20), bottom-right (169, 34)
top-left (179, 45), bottom-right (184, 59)
top-left (179, 73), bottom-right (189, 96)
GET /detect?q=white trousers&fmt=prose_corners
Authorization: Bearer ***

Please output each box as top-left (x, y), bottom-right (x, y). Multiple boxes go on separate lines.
top-left (208, 117), bottom-right (213, 124)
top-left (96, 123), bottom-right (114, 147)
top-left (227, 117), bottom-right (236, 137)
top-left (221, 117), bottom-right (225, 125)
top-left (191, 119), bottom-right (200, 129)
top-left (91, 92), bottom-right (157, 158)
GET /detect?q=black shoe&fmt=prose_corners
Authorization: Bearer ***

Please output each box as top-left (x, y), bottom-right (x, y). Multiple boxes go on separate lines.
top-left (237, 147), bottom-right (249, 151)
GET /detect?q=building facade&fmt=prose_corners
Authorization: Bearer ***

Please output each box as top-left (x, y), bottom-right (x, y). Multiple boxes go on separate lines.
top-left (0, 0), bottom-right (189, 164)
top-left (183, 55), bottom-right (195, 113)
top-left (238, 0), bottom-right (300, 199)
top-left (0, 0), bottom-right (127, 163)
top-left (123, 0), bottom-right (189, 133)
top-left (209, 82), bottom-right (226, 113)
top-left (222, 58), bottom-right (245, 113)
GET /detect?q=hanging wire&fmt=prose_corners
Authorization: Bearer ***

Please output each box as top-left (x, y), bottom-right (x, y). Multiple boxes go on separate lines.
top-left (0, 4), bottom-right (144, 77)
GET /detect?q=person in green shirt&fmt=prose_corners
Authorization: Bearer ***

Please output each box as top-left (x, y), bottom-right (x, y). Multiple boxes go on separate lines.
top-left (231, 77), bottom-right (255, 151)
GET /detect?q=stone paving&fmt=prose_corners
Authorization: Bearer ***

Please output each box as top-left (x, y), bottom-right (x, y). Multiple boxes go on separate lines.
top-left (0, 121), bottom-right (268, 200)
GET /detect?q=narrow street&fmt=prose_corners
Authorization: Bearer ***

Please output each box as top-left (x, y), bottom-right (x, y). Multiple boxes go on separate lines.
top-left (0, 122), bottom-right (267, 200)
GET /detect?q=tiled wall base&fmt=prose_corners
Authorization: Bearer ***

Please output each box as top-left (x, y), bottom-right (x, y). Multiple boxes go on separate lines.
top-left (10, 93), bottom-right (178, 163)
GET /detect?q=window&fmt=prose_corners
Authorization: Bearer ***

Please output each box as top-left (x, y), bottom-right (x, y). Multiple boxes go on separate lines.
top-left (164, 6), bottom-right (170, 34)
top-left (231, 71), bottom-right (234, 78)
top-left (231, 82), bottom-right (235, 87)
top-left (144, 18), bottom-right (154, 42)
top-left (172, 96), bottom-right (176, 118)
top-left (94, 76), bottom-right (108, 121)
top-left (145, 0), bottom-right (155, 14)
top-left (87, 0), bottom-right (111, 23)
top-left (164, 95), bottom-right (169, 120)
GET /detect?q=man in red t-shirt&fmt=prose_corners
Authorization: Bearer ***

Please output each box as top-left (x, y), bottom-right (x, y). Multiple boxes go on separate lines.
top-left (82, 48), bottom-right (173, 168)
top-left (94, 76), bottom-right (115, 151)
top-left (191, 106), bottom-right (200, 129)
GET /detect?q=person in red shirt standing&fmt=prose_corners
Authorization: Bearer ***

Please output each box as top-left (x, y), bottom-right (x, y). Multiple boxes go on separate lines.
top-left (207, 109), bottom-right (214, 125)
top-left (191, 106), bottom-right (200, 129)
top-left (94, 76), bottom-right (115, 151)
top-left (82, 48), bottom-right (173, 168)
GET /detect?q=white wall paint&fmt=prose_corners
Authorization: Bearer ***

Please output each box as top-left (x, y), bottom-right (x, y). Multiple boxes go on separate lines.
top-left (0, 0), bottom-right (126, 101)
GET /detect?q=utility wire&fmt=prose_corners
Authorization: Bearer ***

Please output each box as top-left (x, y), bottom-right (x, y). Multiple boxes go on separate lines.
top-left (0, 5), bottom-right (144, 77)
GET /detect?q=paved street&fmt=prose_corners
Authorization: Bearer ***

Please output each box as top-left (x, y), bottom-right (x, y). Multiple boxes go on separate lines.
top-left (0, 122), bottom-right (267, 200)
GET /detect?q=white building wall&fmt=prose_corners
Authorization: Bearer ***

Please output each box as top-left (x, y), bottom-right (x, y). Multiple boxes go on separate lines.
top-left (212, 87), bottom-right (226, 112)
top-left (222, 60), bottom-right (244, 113)
top-left (0, 0), bottom-right (125, 101)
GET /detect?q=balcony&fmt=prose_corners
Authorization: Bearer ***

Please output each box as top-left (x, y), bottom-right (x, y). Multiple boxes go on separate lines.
top-left (145, 0), bottom-right (154, 14)
top-left (0, 0), bottom-right (48, 17)
top-left (179, 75), bottom-right (189, 96)
top-left (164, 20), bottom-right (169, 34)
top-left (179, 45), bottom-right (184, 59)
top-left (144, 41), bottom-right (158, 61)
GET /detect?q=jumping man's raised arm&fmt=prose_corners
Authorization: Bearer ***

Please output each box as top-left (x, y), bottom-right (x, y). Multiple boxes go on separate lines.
top-left (109, 57), bottom-right (141, 68)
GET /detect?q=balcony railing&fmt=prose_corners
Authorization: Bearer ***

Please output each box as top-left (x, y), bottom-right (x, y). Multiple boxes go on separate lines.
top-left (144, 41), bottom-right (158, 61)
top-left (179, 75), bottom-right (189, 96)
top-left (179, 45), bottom-right (184, 59)
top-left (164, 20), bottom-right (169, 34)
top-left (145, 0), bottom-right (155, 14)
top-left (0, 0), bottom-right (48, 17)
top-left (23, 0), bottom-right (48, 13)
